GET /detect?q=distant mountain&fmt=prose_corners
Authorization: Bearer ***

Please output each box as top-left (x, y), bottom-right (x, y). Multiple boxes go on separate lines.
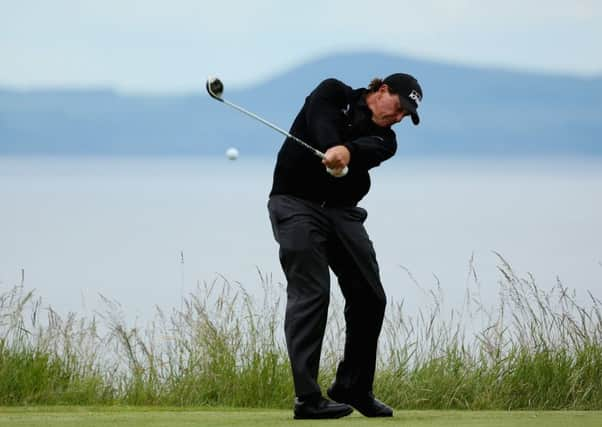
top-left (1, 52), bottom-right (600, 157)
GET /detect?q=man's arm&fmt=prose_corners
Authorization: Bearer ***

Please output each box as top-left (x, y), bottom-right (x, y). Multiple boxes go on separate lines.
top-left (343, 134), bottom-right (397, 170)
top-left (305, 78), bottom-right (397, 171)
top-left (304, 79), bottom-right (348, 151)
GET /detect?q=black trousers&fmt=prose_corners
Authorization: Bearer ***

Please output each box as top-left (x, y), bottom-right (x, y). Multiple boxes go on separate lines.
top-left (268, 194), bottom-right (386, 398)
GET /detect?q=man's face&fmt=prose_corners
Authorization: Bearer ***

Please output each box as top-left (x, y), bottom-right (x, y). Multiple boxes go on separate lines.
top-left (370, 85), bottom-right (408, 127)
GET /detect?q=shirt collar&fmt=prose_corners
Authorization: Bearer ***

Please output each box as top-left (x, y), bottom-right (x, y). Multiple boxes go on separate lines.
top-left (352, 88), bottom-right (373, 123)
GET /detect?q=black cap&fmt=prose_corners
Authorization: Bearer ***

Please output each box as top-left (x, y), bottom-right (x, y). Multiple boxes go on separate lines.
top-left (383, 73), bottom-right (423, 125)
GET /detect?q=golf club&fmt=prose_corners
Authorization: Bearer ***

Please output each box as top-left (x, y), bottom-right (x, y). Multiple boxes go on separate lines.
top-left (206, 76), bottom-right (348, 178)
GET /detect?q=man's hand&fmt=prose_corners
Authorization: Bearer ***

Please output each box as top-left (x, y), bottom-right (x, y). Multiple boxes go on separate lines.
top-left (322, 145), bottom-right (350, 170)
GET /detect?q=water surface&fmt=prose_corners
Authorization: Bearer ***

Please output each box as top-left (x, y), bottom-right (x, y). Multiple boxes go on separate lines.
top-left (1, 156), bottom-right (600, 320)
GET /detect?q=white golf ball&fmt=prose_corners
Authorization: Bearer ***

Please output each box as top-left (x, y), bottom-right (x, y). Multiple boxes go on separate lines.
top-left (225, 147), bottom-right (239, 160)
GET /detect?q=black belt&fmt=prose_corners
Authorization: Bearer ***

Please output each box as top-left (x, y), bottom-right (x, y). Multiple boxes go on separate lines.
top-left (273, 193), bottom-right (356, 209)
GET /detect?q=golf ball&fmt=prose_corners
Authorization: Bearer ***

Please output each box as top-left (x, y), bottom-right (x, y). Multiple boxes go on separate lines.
top-left (225, 147), bottom-right (239, 160)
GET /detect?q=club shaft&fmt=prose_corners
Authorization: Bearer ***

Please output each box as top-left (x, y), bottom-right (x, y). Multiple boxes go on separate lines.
top-left (219, 98), bottom-right (325, 160)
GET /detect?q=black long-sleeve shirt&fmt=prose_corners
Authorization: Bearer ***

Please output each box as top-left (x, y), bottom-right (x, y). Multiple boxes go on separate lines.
top-left (269, 78), bottom-right (397, 206)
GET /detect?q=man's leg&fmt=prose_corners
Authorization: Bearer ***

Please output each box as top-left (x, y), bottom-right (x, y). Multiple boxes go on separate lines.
top-left (325, 206), bottom-right (392, 417)
top-left (326, 206), bottom-right (386, 394)
top-left (268, 195), bottom-right (331, 399)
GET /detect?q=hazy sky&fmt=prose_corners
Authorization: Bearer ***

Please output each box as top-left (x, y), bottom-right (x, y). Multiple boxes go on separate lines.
top-left (1, 0), bottom-right (601, 93)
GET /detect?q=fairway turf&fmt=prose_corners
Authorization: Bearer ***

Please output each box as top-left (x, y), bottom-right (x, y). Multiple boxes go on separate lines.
top-left (0, 408), bottom-right (601, 427)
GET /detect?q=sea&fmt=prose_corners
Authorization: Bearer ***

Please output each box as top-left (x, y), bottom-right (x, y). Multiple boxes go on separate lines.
top-left (1, 155), bottom-right (601, 322)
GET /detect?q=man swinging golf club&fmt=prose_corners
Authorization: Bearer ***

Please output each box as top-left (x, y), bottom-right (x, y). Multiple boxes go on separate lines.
top-left (267, 73), bottom-right (423, 419)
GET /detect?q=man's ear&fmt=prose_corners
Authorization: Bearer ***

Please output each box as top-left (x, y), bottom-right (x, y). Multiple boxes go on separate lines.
top-left (377, 83), bottom-right (391, 98)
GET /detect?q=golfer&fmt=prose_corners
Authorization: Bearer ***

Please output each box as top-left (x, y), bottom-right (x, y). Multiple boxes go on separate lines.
top-left (268, 73), bottom-right (423, 419)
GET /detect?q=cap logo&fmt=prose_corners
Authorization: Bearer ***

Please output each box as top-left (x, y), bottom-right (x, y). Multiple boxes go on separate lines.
top-left (409, 90), bottom-right (421, 107)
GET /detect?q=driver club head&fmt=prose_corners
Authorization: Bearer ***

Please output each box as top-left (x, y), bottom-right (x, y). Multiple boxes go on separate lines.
top-left (206, 76), bottom-right (224, 99)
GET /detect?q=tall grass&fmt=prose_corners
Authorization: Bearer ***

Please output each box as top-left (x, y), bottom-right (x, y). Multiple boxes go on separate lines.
top-left (377, 254), bottom-right (602, 409)
top-left (1, 255), bottom-right (601, 409)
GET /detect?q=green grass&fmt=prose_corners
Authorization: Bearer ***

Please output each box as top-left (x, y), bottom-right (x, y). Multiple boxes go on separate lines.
top-left (1, 254), bottom-right (601, 409)
top-left (0, 407), bottom-right (601, 427)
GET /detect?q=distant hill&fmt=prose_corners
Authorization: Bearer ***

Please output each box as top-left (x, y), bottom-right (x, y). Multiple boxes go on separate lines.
top-left (1, 52), bottom-right (600, 157)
